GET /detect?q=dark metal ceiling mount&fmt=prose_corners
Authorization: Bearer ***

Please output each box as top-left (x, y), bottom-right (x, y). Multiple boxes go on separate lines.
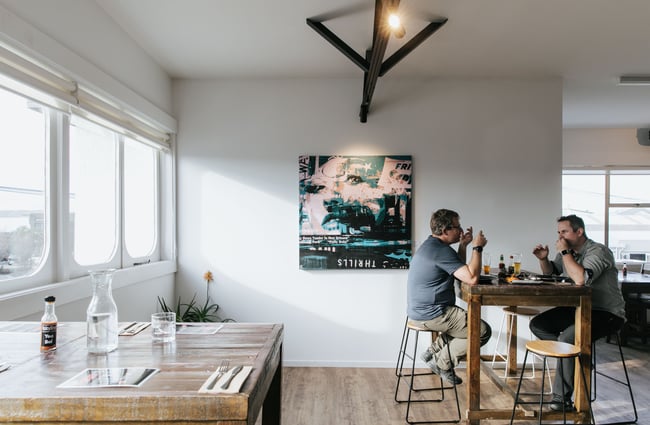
top-left (307, 0), bottom-right (447, 122)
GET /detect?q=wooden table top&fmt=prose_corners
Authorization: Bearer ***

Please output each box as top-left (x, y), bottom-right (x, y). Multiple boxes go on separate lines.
top-left (461, 279), bottom-right (591, 306)
top-left (0, 321), bottom-right (283, 424)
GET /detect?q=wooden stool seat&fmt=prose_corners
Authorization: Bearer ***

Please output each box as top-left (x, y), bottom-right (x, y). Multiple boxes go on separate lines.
top-left (407, 320), bottom-right (431, 332)
top-left (525, 340), bottom-right (581, 358)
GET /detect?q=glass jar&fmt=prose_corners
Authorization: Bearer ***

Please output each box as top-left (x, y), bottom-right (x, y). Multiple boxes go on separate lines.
top-left (86, 269), bottom-right (119, 354)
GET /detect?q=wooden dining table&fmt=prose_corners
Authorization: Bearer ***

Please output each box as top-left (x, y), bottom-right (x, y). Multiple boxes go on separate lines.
top-left (461, 280), bottom-right (592, 424)
top-left (0, 321), bottom-right (283, 425)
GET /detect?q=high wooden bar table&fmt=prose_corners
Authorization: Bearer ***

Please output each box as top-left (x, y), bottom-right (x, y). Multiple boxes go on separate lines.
top-left (461, 281), bottom-right (592, 424)
top-left (0, 321), bottom-right (283, 425)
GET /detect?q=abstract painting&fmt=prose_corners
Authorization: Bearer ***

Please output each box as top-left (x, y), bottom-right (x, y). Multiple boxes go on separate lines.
top-left (299, 155), bottom-right (412, 270)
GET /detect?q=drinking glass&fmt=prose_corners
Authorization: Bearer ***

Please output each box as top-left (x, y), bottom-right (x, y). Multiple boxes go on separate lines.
top-left (482, 252), bottom-right (492, 275)
top-left (513, 253), bottom-right (522, 275)
top-left (151, 312), bottom-right (176, 343)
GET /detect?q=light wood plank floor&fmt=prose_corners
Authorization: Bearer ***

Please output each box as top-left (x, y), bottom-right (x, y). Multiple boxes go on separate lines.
top-left (280, 338), bottom-right (649, 425)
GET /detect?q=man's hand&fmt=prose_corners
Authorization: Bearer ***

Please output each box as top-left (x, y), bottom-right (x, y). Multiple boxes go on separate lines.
top-left (459, 226), bottom-right (473, 248)
top-left (555, 238), bottom-right (569, 252)
top-left (473, 230), bottom-right (487, 248)
top-left (532, 244), bottom-right (549, 261)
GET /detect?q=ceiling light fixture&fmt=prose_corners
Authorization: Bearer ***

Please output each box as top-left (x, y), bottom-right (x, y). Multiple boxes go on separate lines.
top-left (307, 0), bottom-right (447, 122)
top-left (619, 76), bottom-right (650, 86)
top-left (388, 13), bottom-right (405, 39)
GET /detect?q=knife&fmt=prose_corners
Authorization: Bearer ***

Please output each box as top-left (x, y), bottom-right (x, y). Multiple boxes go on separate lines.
top-left (220, 365), bottom-right (243, 390)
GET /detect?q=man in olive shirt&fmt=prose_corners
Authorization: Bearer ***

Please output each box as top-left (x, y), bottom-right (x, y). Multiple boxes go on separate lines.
top-left (530, 214), bottom-right (625, 411)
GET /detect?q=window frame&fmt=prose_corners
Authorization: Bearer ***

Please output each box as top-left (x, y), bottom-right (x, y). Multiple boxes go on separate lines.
top-left (0, 86), bottom-right (167, 293)
top-left (563, 167), bottom-right (650, 260)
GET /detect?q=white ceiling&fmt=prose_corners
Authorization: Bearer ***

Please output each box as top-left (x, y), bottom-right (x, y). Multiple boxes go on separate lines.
top-left (95, 0), bottom-right (650, 128)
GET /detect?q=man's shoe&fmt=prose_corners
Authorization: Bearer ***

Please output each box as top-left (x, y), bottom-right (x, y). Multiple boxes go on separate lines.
top-left (549, 396), bottom-right (575, 412)
top-left (425, 360), bottom-right (463, 385)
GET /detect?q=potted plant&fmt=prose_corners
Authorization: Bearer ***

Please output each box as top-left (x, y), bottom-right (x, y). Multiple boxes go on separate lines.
top-left (158, 271), bottom-right (233, 322)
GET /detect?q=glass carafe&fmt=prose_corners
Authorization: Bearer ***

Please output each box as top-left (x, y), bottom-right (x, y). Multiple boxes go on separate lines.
top-left (86, 269), bottom-right (119, 354)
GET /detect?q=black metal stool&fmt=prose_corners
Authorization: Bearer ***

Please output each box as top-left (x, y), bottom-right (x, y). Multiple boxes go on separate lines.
top-left (394, 317), bottom-right (461, 424)
top-left (510, 340), bottom-right (594, 425)
top-left (592, 331), bottom-right (637, 424)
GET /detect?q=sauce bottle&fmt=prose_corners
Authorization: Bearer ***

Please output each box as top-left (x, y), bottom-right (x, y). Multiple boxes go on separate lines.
top-left (622, 262), bottom-right (628, 277)
top-left (40, 296), bottom-right (58, 352)
top-left (498, 254), bottom-right (505, 271)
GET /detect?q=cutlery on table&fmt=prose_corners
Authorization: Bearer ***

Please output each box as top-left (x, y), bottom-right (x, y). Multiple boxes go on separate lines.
top-left (0, 362), bottom-right (11, 373)
top-left (221, 365), bottom-right (243, 390)
top-left (120, 322), bottom-right (137, 333)
top-left (206, 359), bottom-right (230, 390)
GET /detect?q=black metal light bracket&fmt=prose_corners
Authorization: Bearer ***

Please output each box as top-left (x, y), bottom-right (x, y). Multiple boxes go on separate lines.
top-left (307, 0), bottom-right (447, 122)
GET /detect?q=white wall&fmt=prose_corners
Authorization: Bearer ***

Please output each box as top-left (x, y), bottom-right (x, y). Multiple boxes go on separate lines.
top-left (173, 77), bottom-right (563, 366)
top-left (563, 128), bottom-right (650, 167)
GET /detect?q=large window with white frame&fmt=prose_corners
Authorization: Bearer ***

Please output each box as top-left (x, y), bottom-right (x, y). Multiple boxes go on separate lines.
top-left (0, 84), bottom-right (166, 291)
top-left (562, 169), bottom-right (650, 263)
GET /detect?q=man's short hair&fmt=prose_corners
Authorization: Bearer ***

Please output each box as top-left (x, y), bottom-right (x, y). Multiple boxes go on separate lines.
top-left (558, 214), bottom-right (588, 238)
top-left (430, 209), bottom-right (459, 236)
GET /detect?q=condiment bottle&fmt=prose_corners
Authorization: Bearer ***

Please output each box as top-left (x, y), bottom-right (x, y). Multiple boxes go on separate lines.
top-left (498, 254), bottom-right (505, 271)
top-left (622, 262), bottom-right (628, 277)
top-left (508, 255), bottom-right (515, 275)
top-left (40, 296), bottom-right (58, 352)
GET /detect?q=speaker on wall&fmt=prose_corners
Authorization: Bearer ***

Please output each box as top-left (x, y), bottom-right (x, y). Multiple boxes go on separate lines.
top-left (637, 128), bottom-right (650, 146)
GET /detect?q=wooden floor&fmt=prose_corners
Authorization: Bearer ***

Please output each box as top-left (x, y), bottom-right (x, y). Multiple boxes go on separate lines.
top-left (280, 338), bottom-right (649, 425)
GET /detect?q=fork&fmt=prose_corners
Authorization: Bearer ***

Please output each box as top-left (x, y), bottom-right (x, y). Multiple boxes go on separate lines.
top-left (206, 359), bottom-right (230, 390)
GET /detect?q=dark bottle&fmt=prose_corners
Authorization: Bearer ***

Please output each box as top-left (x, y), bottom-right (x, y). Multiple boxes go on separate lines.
top-left (40, 296), bottom-right (58, 352)
top-left (498, 254), bottom-right (505, 271)
top-left (622, 262), bottom-right (628, 277)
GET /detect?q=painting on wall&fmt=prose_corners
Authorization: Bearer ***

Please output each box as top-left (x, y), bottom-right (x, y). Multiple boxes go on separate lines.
top-left (299, 155), bottom-right (412, 270)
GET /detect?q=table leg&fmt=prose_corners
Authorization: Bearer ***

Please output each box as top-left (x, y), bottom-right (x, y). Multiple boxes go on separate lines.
top-left (573, 295), bottom-right (592, 419)
top-left (507, 310), bottom-right (518, 376)
top-left (262, 348), bottom-right (282, 425)
top-left (466, 294), bottom-right (482, 425)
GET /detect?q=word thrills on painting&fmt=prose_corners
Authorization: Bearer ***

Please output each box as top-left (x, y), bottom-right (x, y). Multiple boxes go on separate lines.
top-left (299, 155), bottom-right (412, 270)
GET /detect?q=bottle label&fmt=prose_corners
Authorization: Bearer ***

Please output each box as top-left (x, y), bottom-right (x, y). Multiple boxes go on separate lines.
top-left (41, 322), bottom-right (57, 351)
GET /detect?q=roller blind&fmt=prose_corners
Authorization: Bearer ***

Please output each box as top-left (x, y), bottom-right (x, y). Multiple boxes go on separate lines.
top-left (0, 42), bottom-right (170, 151)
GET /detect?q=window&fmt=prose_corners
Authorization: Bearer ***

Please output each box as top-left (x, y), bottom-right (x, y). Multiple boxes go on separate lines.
top-left (0, 41), bottom-right (173, 294)
top-left (0, 88), bottom-right (48, 281)
top-left (563, 169), bottom-right (650, 262)
top-left (70, 118), bottom-right (119, 266)
top-left (124, 138), bottom-right (158, 259)
top-left (0, 89), bottom-right (167, 291)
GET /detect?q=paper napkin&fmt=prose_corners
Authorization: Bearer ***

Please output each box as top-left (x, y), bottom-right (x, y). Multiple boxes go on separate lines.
top-left (198, 366), bottom-right (252, 394)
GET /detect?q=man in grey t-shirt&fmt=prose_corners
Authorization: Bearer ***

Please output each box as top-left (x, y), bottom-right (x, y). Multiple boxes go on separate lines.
top-left (406, 209), bottom-right (492, 384)
top-left (530, 214), bottom-right (625, 412)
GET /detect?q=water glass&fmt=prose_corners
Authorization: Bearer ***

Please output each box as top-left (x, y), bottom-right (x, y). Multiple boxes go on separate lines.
top-left (151, 312), bottom-right (176, 343)
top-left (482, 252), bottom-right (491, 275)
top-left (512, 253), bottom-right (522, 275)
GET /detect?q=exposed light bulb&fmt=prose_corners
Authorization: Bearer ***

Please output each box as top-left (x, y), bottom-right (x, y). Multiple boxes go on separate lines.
top-left (388, 14), bottom-right (401, 29)
top-left (388, 13), bottom-right (406, 39)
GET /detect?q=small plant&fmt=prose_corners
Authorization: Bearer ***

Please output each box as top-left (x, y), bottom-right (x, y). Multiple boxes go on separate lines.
top-left (157, 271), bottom-right (233, 322)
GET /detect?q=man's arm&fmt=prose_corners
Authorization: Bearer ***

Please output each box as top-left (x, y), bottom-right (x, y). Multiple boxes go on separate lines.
top-left (454, 230), bottom-right (487, 285)
top-left (560, 252), bottom-right (586, 285)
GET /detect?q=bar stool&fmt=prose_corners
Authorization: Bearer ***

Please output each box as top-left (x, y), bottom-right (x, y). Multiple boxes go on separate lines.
top-left (491, 307), bottom-right (540, 376)
top-left (591, 330), bottom-right (637, 424)
top-left (394, 317), bottom-right (461, 424)
top-left (509, 340), bottom-right (594, 425)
